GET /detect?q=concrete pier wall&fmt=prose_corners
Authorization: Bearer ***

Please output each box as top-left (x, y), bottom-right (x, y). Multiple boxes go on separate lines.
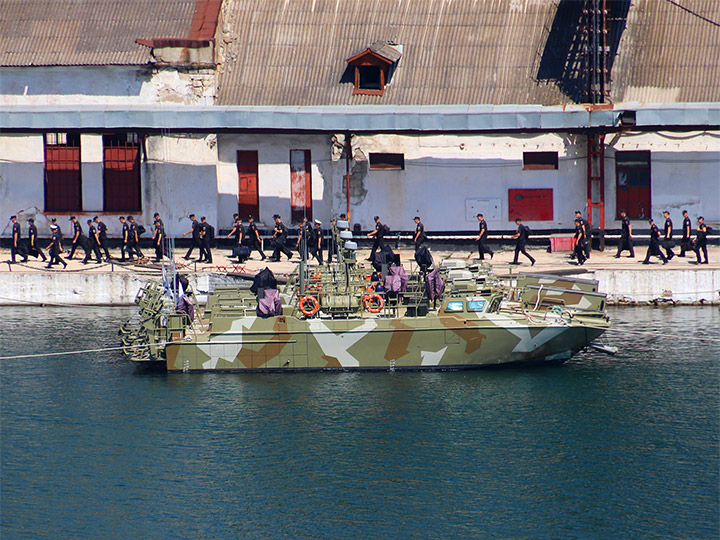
top-left (0, 269), bottom-right (717, 306)
top-left (0, 272), bottom-right (240, 306)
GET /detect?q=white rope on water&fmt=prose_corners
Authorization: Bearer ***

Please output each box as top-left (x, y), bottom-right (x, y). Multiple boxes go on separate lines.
top-left (0, 341), bottom-right (170, 361)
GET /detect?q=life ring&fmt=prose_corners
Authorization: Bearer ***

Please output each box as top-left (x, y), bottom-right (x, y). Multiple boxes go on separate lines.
top-left (363, 293), bottom-right (385, 313)
top-left (299, 295), bottom-right (319, 317)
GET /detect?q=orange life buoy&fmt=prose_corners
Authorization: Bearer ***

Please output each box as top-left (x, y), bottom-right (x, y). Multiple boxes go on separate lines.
top-left (299, 295), bottom-right (320, 317)
top-left (363, 293), bottom-right (385, 313)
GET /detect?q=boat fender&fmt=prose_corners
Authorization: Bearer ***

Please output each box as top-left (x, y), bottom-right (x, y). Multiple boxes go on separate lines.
top-left (299, 295), bottom-right (320, 317)
top-left (363, 293), bottom-right (385, 313)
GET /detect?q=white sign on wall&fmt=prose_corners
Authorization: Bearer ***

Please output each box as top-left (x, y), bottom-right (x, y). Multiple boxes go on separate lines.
top-left (465, 198), bottom-right (502, 222)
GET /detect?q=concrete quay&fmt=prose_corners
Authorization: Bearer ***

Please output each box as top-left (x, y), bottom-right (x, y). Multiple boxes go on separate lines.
top-left (0, 245), bottom-right (718, 306)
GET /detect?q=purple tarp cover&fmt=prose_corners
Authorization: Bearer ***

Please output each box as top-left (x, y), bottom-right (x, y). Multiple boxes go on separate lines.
top-left (257, 288), bottom-right (283, 317)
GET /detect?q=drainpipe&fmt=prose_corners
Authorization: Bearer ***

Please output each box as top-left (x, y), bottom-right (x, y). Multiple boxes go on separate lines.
top-left (345, 131), bottom-right (351, 221)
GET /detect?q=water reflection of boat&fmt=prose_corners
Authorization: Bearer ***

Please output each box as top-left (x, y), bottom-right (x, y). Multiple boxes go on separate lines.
top-left (121, 222), bottom-right (610, 372)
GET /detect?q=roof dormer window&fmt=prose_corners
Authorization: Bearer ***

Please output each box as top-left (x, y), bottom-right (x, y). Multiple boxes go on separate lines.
top-left (346, 42), bottom-right (402, 97)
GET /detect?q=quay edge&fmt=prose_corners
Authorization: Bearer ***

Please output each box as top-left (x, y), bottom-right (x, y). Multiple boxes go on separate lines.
top-left (0, 268), bottom-right (717, 306)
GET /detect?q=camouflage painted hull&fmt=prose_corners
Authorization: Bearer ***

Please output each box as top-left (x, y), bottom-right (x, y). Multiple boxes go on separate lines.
top-left (164, 311), bottom-right (609, 372)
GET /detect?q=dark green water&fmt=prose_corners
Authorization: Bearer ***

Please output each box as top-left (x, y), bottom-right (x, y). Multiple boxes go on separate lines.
top-left (1, 306), bottom-right (718, 540)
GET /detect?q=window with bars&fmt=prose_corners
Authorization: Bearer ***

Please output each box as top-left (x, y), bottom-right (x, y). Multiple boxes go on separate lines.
top-left (44, 132), bottom-right (82, 212)
top-left (103, 132), bottom-right (141, 212)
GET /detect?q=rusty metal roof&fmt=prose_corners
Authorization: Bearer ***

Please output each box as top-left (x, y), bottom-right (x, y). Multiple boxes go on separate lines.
top-left (216, 0), bottom-right (720, 106)
top-left (0, 0), bottom-right (198, 66)
top-left (612, 0), bottom-right (720, 103)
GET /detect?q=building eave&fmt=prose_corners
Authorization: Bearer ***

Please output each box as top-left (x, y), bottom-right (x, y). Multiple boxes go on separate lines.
top-left (1, 103), bottom-right (718, 133)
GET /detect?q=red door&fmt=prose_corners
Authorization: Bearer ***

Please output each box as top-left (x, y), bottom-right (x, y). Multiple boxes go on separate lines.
top-left (616, 151), bottom-right (651, 219)
top-left (45, 141), bottom-right (82, 212)
top-left (237, 150), bottom-right (259, 219)
top-left (290, 149), bottom-right (312, 222)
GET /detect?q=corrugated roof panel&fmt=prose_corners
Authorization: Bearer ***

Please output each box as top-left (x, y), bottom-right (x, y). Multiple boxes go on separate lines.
top-left (1, 0), bottom-right (197, 66)
top-left (215, 0), bottom-right (719, 106)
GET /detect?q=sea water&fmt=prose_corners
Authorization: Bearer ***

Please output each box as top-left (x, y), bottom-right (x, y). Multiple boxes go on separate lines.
top-left (1, 306), bottom-right (718, 539)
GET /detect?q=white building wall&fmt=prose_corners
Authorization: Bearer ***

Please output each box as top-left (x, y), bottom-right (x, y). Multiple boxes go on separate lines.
top-left (217, 134), bottom-right (332, 228)
top-left (4, 128), bottom-right (718, 240)
top-left (0, 66), bottom-right (216, 106)
top-left (0, 133), bottom-right (48, 232)
top-left (604, 131), bottom-right (720, 226)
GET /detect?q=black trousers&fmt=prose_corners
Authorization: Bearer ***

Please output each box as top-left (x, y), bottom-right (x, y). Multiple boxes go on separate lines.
top-left (616, 235), bottom-right (635, 257)
top-left (248, 239), bottom-right (266, 260)
top-left (127, 240), bottom-right (143, 259)
top-left (11, 243), bottom-right (27, 262)
top-left (679, 237), bottom-right (690, 257)
top-left (513, 241), bottom-right (535, 264)
top-left (644, 242), bottom-right (667, 263)
top-left (68, 239), bottom-right (87, 259)
top-left (695, 241), bottom-right (708, 263)
top-left (327, 240), bottom-right (337, 264)
top-left (185, 238), bottom-right (201, 258)
top-left (272, 238), bottom-right (292, 260)
top-left (661, 239), bottom-right (675, 259)
top-left (98, 236), bottom-right (111, 259)
top-left (84, 240), bottom-right (102, 263)
top-left (369, 237), bottom-right (385, 259)
top-left (47, 247), bottom-right (66, 268)
top-left (200, 239), bottom-right (212, 263)
top-left (477, 237), bottom-right (493, 260)
top-left (574, 242), bottom-right (587, 264)
top-left (309, 244), bottom-right (323, 265)
top-left (28, 244), bottom-right (47, 261)
top-left (153, 240), bottom-right (164, 261)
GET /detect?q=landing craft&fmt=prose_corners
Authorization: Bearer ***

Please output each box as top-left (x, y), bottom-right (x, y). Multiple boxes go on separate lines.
top-left (120, 221), bottom-right (611, 372)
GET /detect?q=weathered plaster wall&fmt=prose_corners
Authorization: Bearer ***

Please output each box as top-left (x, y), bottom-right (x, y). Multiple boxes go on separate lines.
top-left (604, 131), bottom-right (720, 225)
top-left (1, 132), bottom-right (219, 238)
top-left (217, 134), bottom-right (332, 228)
top-left (0, 66), bottom-right (216, 106)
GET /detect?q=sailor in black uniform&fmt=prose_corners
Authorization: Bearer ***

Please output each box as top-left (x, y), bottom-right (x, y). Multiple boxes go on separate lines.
top-left (119, 216), bottom-right (130, 261)
top-left (152, 218), bottom-right (165, 262)
top-left (127, 216), bottom-right (143, 260)
top-left (366, 216), bottom-right (385, 261)
top-left (227, 216), bottom-right (244, 259)
top-left (679, 210), bottom-right (691, 257)
top-left (93, 216), bottom-right (111, 260)
top-left (295, 218), bottom-right (310, 260)
top-left (182, 214), bottom-right (202, 260)
top-left (246, 215), bottom-right (266, 260)
top-left (27, 218), bottom-right (46, 262)
top-left (510, 217), bottom-right (535, 266)
top-left (269, 215), bottom-right (293, 261)
top-left (642, 218), bottom-right (668, 264)
top-left (475, 213), bottom-right (494, 260)
top-left (615, 210), bottom-right (634, 258)
top-left (198, 216), bottom-right (213, 263)
top-left (575, 210), bottom-right (590, 259)
top-left (67, 216), bottom-right (87, 259)
top-left (412, 216), bottom-right (427, 253)
top-left (661, 210), bottom-right (675, 260)
top-left (9, 215), bottom-right (27, 263)
top-left (572, 218), bottom-right (587, 265)
top-left (327, 218), bottom-right (338, 265)
top-left (692, 216), bottom-right (709, 264)
top-left (310, 219), bottom-right (324, 265)
top-left (46, 224), bottom-right (67, 269)
top-left (83, 219), bottom-right (102, 264)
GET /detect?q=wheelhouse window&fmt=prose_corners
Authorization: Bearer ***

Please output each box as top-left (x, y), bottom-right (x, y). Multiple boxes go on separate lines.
top-left (44, 132), bottom-right (82, 212)
top-left (523, 151), bottom-right (558, 170)
top-left (103, 132), bottom-right (141, 212)
top-left (369, 152), bottom-right (405, 171)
